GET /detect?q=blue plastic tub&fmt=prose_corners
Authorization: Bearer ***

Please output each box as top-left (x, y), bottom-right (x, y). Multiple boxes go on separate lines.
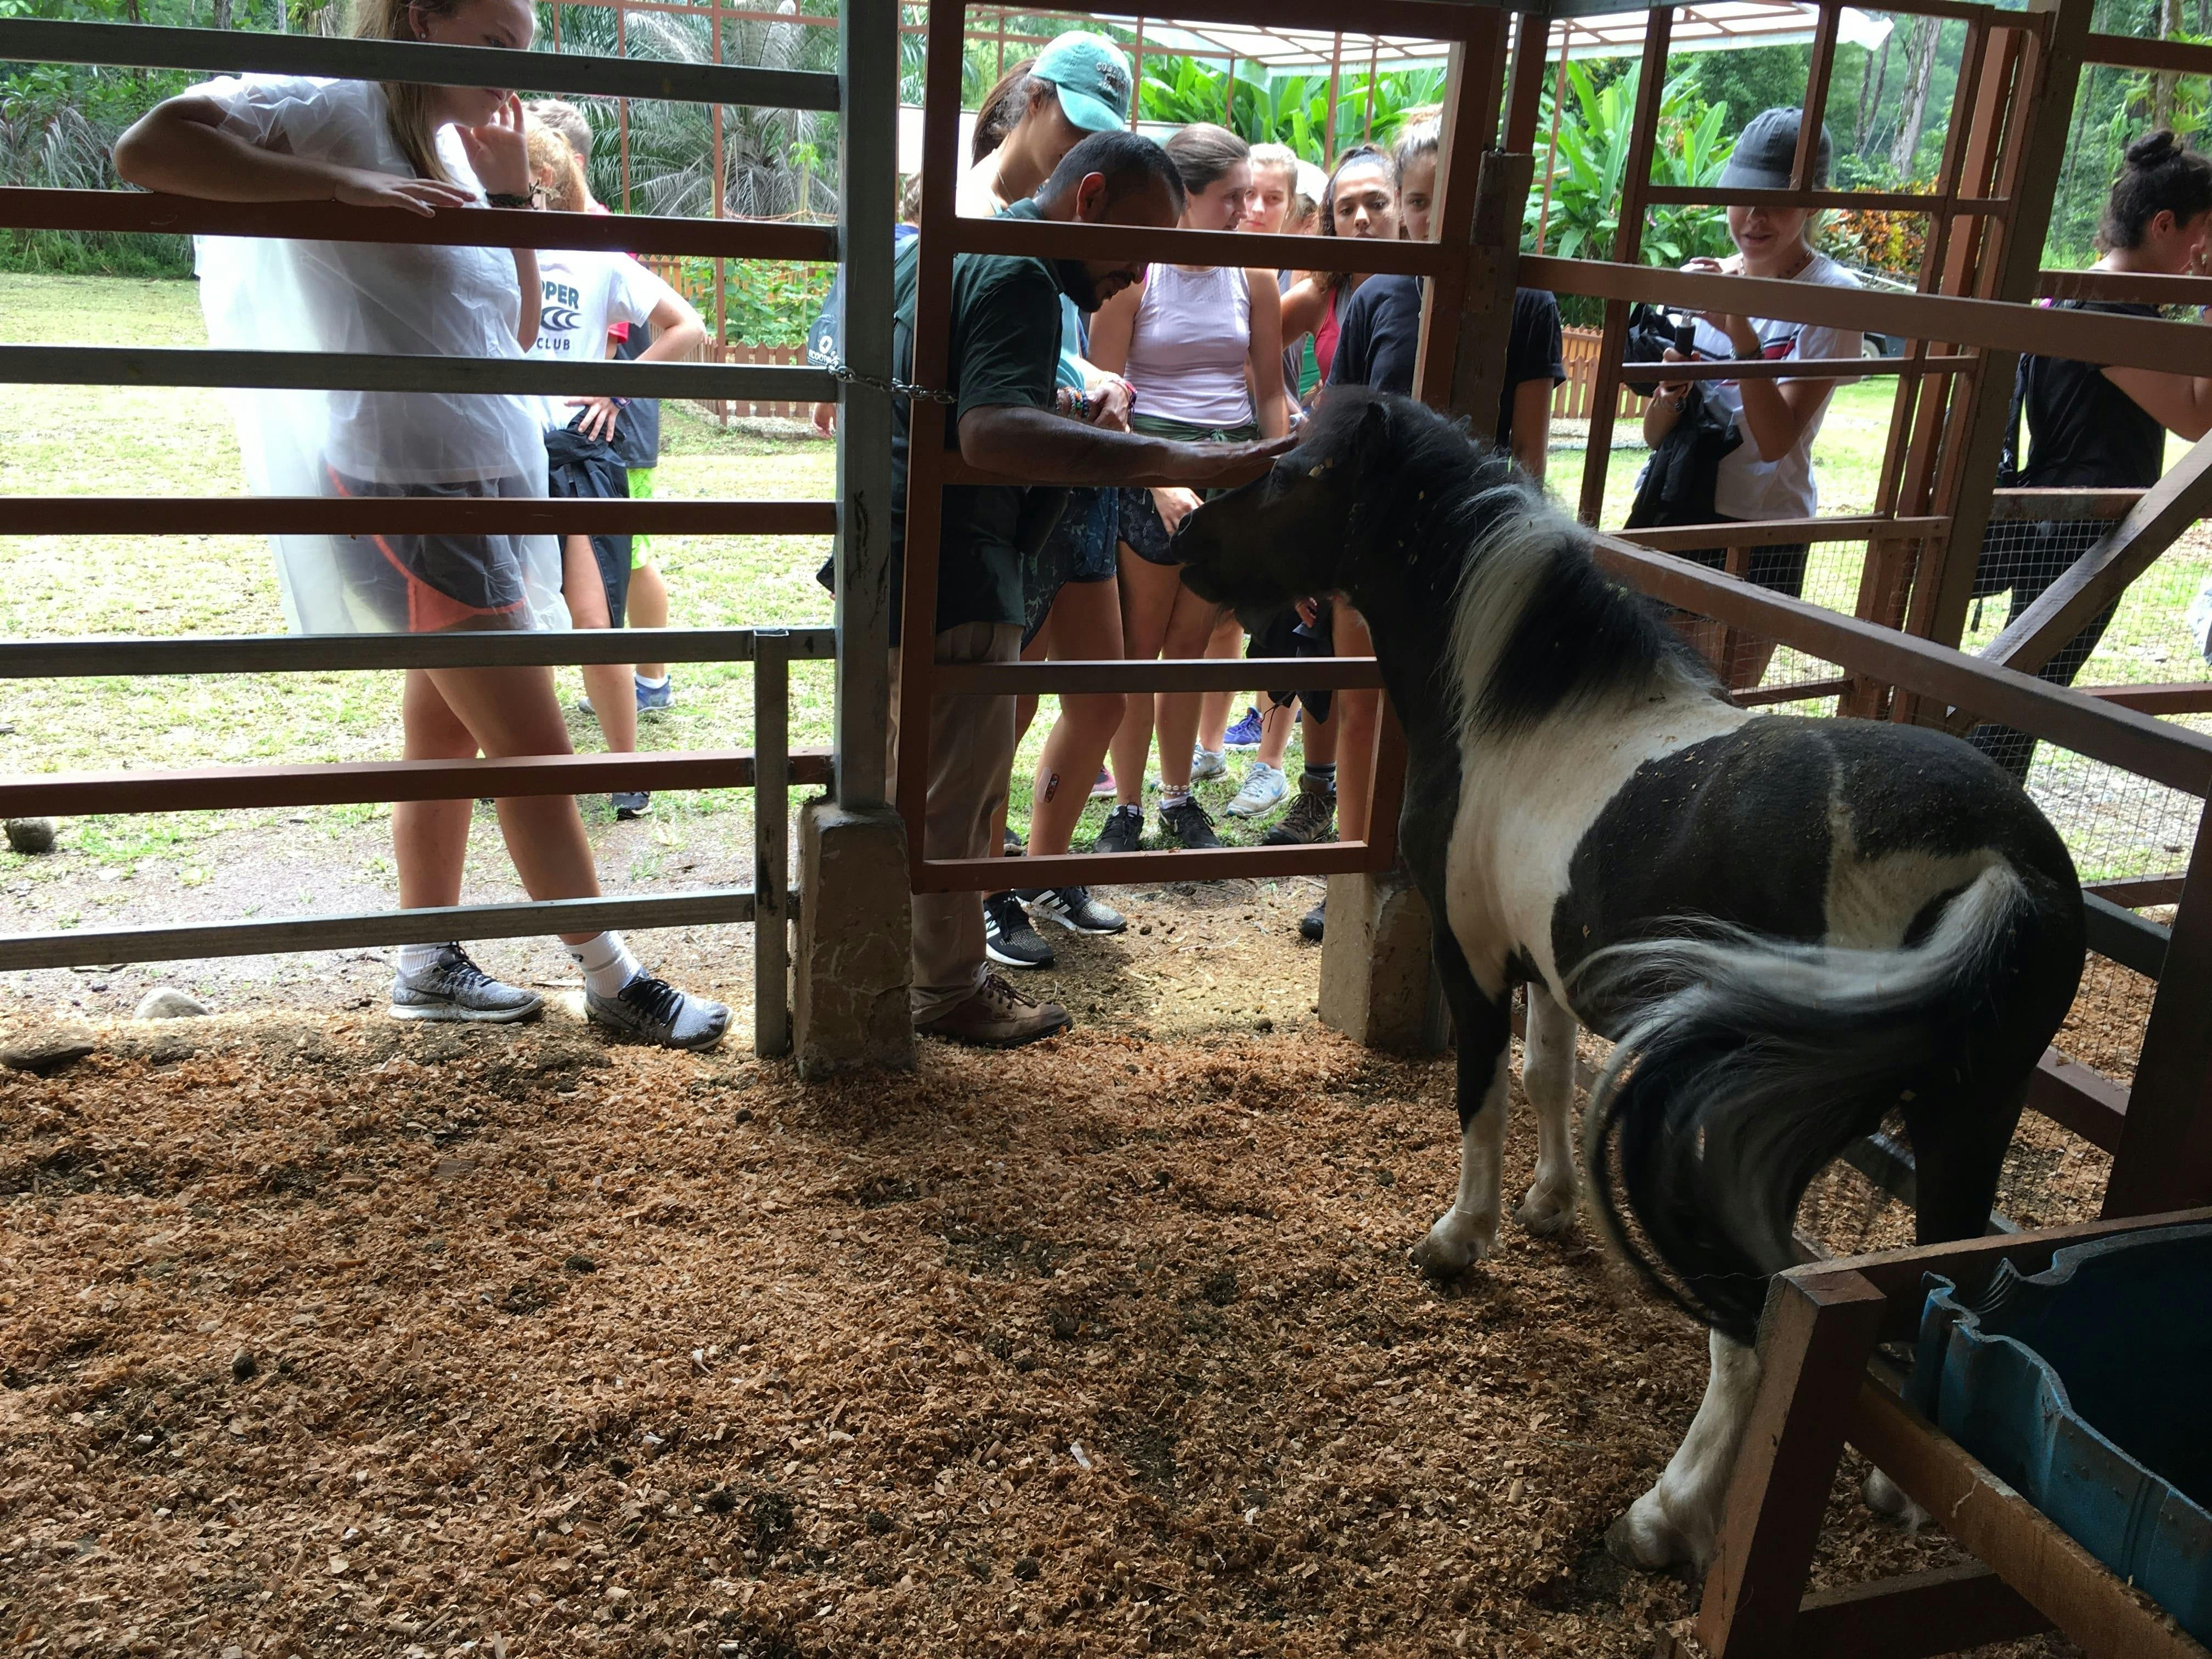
top-left (1909, 1222), bottom-right (2212, 1645)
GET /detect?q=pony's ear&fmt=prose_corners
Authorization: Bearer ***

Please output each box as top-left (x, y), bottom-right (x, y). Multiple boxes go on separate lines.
top-left (1355, 394), bottom-right (1392, 461)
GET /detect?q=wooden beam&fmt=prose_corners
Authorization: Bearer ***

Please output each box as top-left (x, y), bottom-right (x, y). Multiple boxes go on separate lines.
top-left (2027, 1047), bottom-right (2129, 1154)
top-left (1985, 433), bottom-right (2212, 679)
top-left (1850, 1370), bottom-right (2212, 1658)
top-left (2083, 682), bottom-right (2212, 713)
top-left (1618, 516), bottom-right (1946, 551)
top-left (912, 841), bottom-right (1384, 893)
top-left (1576, 6), bottom-right (1671, 527)
top-left (2086, 873), bottom-right (2188, 906)
top-left (1694, 1271), bottom-right (1888, 1659)
top-left (2084, 891), bottom-right (2171, 979)
top-left (1989, 487), bottom-right (2143, 521)
top-left (0, 627), bottom-right (833, 678)
top-left (1791, 1565), bottom-right (2053, 1659)
top-left (1592, 536), bottom-right (2212, 797)
top-left (2104, 797), bottom-right (2212, 1217)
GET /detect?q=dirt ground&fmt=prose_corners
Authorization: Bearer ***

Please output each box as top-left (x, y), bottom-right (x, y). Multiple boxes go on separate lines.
top-left (0, 870), bottom-right (2146, 1658)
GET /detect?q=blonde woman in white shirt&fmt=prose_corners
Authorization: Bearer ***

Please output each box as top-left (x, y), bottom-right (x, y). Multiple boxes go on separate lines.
top-left (115, 0), bottom-right (729, 1048)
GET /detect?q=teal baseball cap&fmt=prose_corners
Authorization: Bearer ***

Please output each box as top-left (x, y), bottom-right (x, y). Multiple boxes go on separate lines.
top-left (1033, 32), bottom-right (1134, 134)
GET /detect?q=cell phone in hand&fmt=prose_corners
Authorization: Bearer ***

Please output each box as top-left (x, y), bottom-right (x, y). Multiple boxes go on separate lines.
top-left (1673, 317), bottom-right (1697, 358)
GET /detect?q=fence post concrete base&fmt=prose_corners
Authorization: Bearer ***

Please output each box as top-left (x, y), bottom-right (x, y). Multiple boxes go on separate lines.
top-left (1317, 869), bottom-right (1449, 1054)
top-left (793, 799), bottom-right (914, 1079)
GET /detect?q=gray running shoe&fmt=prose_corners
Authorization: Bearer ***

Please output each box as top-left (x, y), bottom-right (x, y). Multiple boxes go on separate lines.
top-left (586, 973), bottom-right (730, 1051)
top-left (390, 945), bottom-right (543, 1024)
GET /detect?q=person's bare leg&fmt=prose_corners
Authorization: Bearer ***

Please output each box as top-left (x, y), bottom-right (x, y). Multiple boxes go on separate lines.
top-left (1334, 606), bottom-right (1380, 843)
top-left (1198, 612), bottom-right (1243, 753)
top-left (1256, 697), bottom-right (1295, 770)
top-left (394, 668), bottom-right (479, 911)
top-left (1303, 693), bottom-right (1339, 769)
top-left (1154, 587), bottom-right (1222, 798)
top-left (628, 561), bottom-right (670, 682)
top-left (422, 661), bottom-right (605, 945)
top-left (561, 534), bottom-right (636, 754)
top-left (1029, 578), bottom-right (1126, 856)
top-left (1110, 550), bottom-right (1178, 809)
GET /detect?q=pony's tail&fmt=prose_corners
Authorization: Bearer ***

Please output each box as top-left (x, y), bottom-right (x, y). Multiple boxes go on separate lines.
top-left (1579, 864), bottom-right (2061, 1344)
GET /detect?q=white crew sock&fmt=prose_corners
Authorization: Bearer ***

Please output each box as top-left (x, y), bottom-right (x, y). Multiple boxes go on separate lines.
top-left (1159, 787), bottom-right (1192, 811)
top-left (565, 930), bottom-right (642, 998)
top-left (635, 672), bottom-right (669, 689)
top-left (398, 941), bottom-right (448, 977)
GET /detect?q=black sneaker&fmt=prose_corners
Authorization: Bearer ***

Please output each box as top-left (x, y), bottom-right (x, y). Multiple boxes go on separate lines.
top-left (1158, 798), bottom-right (1223, 850)
top-left (1003, 826), bottom-right (1026, 856)
top-left (612, 790), bottom-right (652, 821)
top-left (1022, 885), bottom-right (1126, 935)
top-left (984, 891), bottom-right (1054, 969)
top-left (1300, 899), bottom-right (1327, 941)
top-left (1262, 774), bottom-right (1338, 846)
top-left (1093, 804), bottom-right (1144, 855)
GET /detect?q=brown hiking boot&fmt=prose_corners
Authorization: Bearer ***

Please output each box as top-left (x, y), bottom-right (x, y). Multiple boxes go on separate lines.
top-left (1262, 772), bottom-right (1337, 845)
top-left (917, 972), bottom-right (1073, 1049)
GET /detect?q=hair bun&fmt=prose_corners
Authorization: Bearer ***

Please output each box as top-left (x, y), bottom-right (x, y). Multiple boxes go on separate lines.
top-left (2128, 130), bottom-right (2182, 169)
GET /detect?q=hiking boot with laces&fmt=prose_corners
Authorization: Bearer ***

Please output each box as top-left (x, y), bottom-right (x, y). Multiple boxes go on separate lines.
top-left (586, 972), bottom-right (730, 1051)
top-left (390, 944), bottom-right (542, 1024)
top-left (918, 972), bottom-right (1072, 1049)
top-left (1261, 773), bottom-right (1337, 846)
top-left (1093, 803), bottom-right (1144, 855)
top-left (1158, 798), bottom-right (1224, 850)
top-left (984, 891), bottom-right (1054, 969)
top-left (1022, 885), bottom-right (1125, 935)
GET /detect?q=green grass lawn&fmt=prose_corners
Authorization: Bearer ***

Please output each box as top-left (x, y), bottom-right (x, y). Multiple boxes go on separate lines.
top-left (4, 273), bottom-right (2208, 884)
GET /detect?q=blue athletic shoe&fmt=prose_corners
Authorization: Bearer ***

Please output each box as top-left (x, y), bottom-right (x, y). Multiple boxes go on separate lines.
top-left (634, 675), bottom-right (673, 713)
top-left (1222, 706), bottom-right (1263, 749)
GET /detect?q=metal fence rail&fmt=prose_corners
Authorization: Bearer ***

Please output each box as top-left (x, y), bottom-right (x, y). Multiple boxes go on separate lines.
top-left (0, 18), bottom-right (840, 110)
top-left (0, 345), bottom-right (832, 402)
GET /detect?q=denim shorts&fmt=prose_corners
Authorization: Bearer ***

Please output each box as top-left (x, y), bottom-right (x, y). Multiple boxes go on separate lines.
top-left (1022, 486), bottom-right (1118, 647)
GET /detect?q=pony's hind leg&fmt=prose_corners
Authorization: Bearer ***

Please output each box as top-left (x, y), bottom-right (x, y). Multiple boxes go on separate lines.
top-left (1607, 1329), bottom-right (1762, 1572)
top-left (1514, 981), bottom-right (1582, 1236)
top-left (1410, 946), bottom-right (1511, 1280)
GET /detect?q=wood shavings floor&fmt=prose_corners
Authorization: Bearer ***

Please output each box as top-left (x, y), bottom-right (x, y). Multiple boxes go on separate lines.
top-left (0, 876), bottom-right (2137, 1657)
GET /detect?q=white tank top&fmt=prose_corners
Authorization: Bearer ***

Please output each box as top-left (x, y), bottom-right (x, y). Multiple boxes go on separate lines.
top-left (1124, 262), bottom-right (1254, 429)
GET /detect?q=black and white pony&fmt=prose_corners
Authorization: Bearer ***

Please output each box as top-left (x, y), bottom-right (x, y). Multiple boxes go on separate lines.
top-left (1173, 388), bottom-right (2085, 1571)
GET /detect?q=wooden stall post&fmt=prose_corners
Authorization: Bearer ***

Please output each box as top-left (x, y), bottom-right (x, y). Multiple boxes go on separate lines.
top-left (1693, 1271), bottom-right (1887, 1659)
top-left (1575, 6), bottom-right (1672, 529)
top-left (794, 0), bottom-right (913, 1079)
top-left (2103, 795), bottom-right (2212, 1215)
top-left (1903, 0), bottom-right (2096, 689)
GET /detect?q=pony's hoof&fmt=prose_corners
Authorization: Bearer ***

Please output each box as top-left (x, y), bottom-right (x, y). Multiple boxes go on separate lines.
top-left (1604, 1493), bottom-right (1706, 1574)
top-left (1513, 1180), bottom-right (1579, 1237)
top-left (1408, 1211), bottom-right (1497, 1281)
top-left (1862, 1469), bottom-right (1929, 1528)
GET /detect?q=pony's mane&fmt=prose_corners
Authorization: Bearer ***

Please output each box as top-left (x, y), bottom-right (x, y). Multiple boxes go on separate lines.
top-left (1311, 390), bottom-right (1717, 740)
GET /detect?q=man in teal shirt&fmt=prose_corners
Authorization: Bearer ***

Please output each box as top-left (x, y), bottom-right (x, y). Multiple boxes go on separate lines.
top-left (889, 130), bottom-right (1288, 1047)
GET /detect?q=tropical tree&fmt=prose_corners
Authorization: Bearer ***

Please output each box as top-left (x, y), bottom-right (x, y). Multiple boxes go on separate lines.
top-left (1525, 60), bottom-right (1735, 265)
top-left (545, 0), bottom-right (837, 223)
top-left (1136, 55), bottom-right (1446, 161)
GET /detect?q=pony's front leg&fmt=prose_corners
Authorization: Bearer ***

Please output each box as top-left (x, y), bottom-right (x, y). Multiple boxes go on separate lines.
top-left (1409, 953), bottom-right (1510, 1279)
top-left (1513, 981), bottom-right (1581, 1237)
top-left (1607, 1330), bottom-right (1761, 1572)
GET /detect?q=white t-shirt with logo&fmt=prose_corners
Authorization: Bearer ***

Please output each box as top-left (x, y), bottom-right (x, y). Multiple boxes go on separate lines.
top-left (1688, 250), bottom-right (1862, 524)
top-left (529, 248), bottom-right (678, 429)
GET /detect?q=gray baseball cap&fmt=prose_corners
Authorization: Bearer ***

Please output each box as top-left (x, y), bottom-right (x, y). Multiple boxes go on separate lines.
top-left (1719, 107), bottom-right (1832, 191)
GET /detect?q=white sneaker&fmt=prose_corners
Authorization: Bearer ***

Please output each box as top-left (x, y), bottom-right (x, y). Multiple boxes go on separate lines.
top-left (1190, 746), bottom-right (1228, 782)
top-left (1225, 761), bottom-right (1289, 818)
